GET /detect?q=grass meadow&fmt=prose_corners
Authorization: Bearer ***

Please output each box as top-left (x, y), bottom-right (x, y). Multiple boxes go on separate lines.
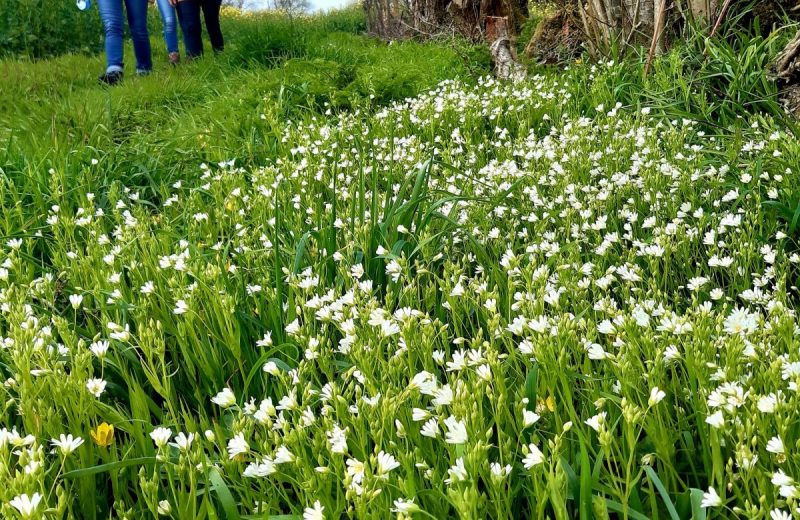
top-left (2, 5), bottom-right (800, 520)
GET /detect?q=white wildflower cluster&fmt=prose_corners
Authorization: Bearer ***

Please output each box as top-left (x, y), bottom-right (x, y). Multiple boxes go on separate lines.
top-left (0, 74), bottom-right (797, 518)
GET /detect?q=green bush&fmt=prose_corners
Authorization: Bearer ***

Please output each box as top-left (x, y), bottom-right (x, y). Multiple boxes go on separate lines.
top-left (0, 0), bottom-right (105, 57)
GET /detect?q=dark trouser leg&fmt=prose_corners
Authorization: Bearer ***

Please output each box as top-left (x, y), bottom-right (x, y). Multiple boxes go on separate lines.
top-left (176, 0), bottom-right (203, 57)
top-left (200, 0), bottom-right (223, 53)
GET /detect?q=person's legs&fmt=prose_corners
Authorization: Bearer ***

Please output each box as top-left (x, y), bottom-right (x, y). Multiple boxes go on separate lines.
top-left (96, 0), bottom-right (125, 74)
top-left (124, 0), bottom-right (152, 73)
top-left (155, 0), bottom-right (180, 57)
top-left (200, 0), bottom-right (223, 53)
top-left (175, 0), bottom-right (204, 58)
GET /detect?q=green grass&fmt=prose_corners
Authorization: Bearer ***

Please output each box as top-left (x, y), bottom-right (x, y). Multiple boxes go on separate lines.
top-left (2, 7), bottom-right (800, 520)
top-left (0, 8), bottom-right (474, 214)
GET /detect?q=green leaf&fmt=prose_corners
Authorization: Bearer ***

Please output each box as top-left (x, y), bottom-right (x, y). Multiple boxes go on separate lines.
top-left (209, 468), bottom-right (241, 520)
top-left (524, 364), bottom-right (538, 412)
top-left (579, 439), bottom-right (593, 520)
top-left (644, 465), bottom-right (680, 520)
top-left (602, 498), bottom-right (650, 520)
top-left (560, 456), bottom-right (578, 501)
top-left (689, 488), bottom-right (707, 520)
top-left (292, 230), bottom-right (318, 275)
top-left (63, 457), bottom-right (156, 479)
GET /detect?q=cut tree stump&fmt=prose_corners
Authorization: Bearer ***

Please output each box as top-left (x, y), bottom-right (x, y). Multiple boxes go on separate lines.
top-left (487, 16), bottom-right (526, 81)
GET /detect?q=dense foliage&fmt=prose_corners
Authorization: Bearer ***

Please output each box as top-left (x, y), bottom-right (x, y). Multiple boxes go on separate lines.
top-left (2, 6), bottom-right (800, 520)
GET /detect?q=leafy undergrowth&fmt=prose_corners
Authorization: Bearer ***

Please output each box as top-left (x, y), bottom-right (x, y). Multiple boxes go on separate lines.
top-left (2, 10), bottom-right (800, 520)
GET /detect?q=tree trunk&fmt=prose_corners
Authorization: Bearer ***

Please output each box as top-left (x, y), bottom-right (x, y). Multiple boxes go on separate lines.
top-left (528, 0), bottom-right (725, 60)
top-left (365, 0), bottom-right (528, 41)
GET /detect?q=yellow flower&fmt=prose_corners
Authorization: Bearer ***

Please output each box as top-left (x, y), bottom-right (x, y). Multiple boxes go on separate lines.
top-left (537, 396), bottom-right (556, 413)
top-left (91, 422), bottom-right (115, 448)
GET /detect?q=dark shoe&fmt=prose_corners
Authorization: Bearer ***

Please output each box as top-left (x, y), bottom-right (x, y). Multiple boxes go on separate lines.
top-left (136, 69), bottom-right (151, 77)
top-left (98, 70), bottom-right (123, 86)
top-left (168, 52), bottom-right (180, 65)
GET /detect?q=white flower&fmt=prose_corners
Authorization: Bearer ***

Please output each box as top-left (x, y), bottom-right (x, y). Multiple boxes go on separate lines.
top-left (51, 434), bottom-right (84, 456)
top-left (409, 371), bottom-right (437, 395)
top-left (376, 450), bottom-right (400, 476)
top-left (327, 424), bottom-right (348, 454)
top-left (227, 433), bottom-right (249, 459)
top-left (648, 387), bottom-right (666, 406)
top-left (723, 307), bottom-right (758, 335)
top-left (412, 408), bottom-right (430, 421)
top-left (450, 283), bottom-right (465, 297)
top-left (700, 486), bottom-right (722, 508)
top-left (770, 509), bottom-right (791, 520)
top-left (767, 436), bottom-right (784, 454)
top-left (173, 299), bottom-right (189, 315)
top-left (779, 484), bottom-right (798, 499)
top-left (274, 445), bottom-right (295, 464)
top-left (257, 332), bottom-right (273, 347)
top-left (243, 457), bottom-right (276, 478)
top-left (10, 493), bottom-right (42, 518)
top-left (150, 427), bottom-right (172, 448)
top-left (277, 391), bottom-right (298, 411)
top-left (686, 277), bottom-right (708, 292)
top-left (90, 340), bottom-right (110, 358)
top-left (443, 416), bottom-right (468, 444)
top-left (170, 432), bottom-right (195, 452)
top-left (420, 417), bottom-right (440, 438)
top-left (386, 259), bottom-right (402, 282)
top-left (432, 385), bottom-right (453, 406)
top-left (211, 388), bottom-right (236, 408)
top-left (757, 393), bottom-right (778, 413)
top-left (346, 458), bottom-right (365, 484)
top-left (108, 323), bottom-right (130, 342)
top-left (597, 320), bottom-right (616, 334)
top-left (445, 457), bottom-right (468, 483)
top-left (705, 411), bottom-right (724, 429)
top-left (86, 378), bottom-right (107, 398)
top-left (69, 294), bottom-right (83, 309)
top-left (523, 443), bottom-right (544, 469)
top-left (585, 412), bottom-right (606, 432)
top-left (522, 409), bottom-right (540, 427)
top-left (392, 498), bottom-right (419, 514)
top-left (490, 462), bottom-right (512, 479)
top-left (587, 343), bottom-right (609, 360)
top-left (303, 500), bottom-right (325, 520)
top-left (772, 470), bottom-right (794, 487)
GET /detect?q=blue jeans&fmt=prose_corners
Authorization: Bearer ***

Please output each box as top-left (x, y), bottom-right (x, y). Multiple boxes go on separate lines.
top-left (97, 0), bottom-right (152, 73)
top-left (155, 0), bottom-right (179, 54)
